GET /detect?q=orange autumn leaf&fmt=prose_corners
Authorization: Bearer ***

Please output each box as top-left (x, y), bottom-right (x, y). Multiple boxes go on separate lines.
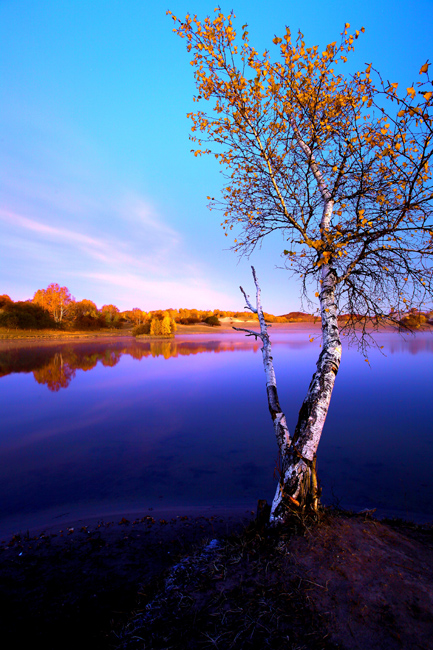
top-left (406, 87), bottom-right (416, 99)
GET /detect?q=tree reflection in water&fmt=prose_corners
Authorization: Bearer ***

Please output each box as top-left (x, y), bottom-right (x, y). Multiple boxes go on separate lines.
top-left (0, 338), bottom-right (261, 391)
top-left (0, 331), bottom-right (431, 392)
top-left (33, 353), bottom-right (76, 391)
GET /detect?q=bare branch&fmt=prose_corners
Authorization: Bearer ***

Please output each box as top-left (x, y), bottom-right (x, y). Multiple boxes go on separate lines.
top-left (239, 285), bottom-right (257, 313)
top-left (232, 326), bottom-right (262, 339)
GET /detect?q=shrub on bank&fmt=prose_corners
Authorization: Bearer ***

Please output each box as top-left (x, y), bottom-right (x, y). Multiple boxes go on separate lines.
top-left (399, 311), bottom-right (428, 329)
top-left (204, 315), bottom-right (221, 326)
top-left (178, 317), bottom-right (201, 324)
top-left (0, 301), bottom-right (56, 329)
top-left (133, 313), bottom-right (176, 337)
top-left (71, 314), bottom-right (108, 330)
top-left (132, 323), bottom-right (151, 336)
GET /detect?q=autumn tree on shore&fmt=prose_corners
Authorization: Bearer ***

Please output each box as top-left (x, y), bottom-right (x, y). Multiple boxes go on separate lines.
top-left (0, 295), bottom-right (12, 307)
top-left (101, 304), bottom-right (120, 325)
top-left (130, 308), bottom-right (145, 325)
top-left (33, 283), bottom-right (74, 323)
top-left (149, 311), bottom-right (176, 337)
top-left (171, 10), bottom-right (433, 521)
top-left (72, 299), bottom-right (98, 319)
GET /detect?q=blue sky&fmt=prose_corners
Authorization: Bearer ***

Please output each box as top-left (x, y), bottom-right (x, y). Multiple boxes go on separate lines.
top-left (1, 0), bottom-right (431, 313)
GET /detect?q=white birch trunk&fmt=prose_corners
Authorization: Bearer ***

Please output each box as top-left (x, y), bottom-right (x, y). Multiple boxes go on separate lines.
top-left (270, 262), bottom-right (342, 521)
top-left (237, 125), bottom-right (343, 522)
top-left (267, 124), bottom-right (343, 520)
top-left (270, 185), bottom-right (342, 520)
top-left (233, 268), bottom-right (292, 465)
top-left (236, 266), bottom-right (341, 522)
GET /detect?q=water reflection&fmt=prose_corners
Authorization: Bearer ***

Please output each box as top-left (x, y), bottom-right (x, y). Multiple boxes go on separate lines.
top-left (0, 331), bottom-right (432, 392)
top-left (379, 332), bottom-right (433, 355)
top-left (33, 353), bottom-right (76, 391)
top-left (0, 338), bottom-right (262, 391)
top-left (0, 331), bottom-right (432, 533)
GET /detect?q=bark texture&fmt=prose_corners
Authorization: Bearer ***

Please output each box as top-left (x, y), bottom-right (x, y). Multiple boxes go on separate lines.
top-left (270, 264), bottom-right (342, 521)
top-left (268, 134), bottom-right (343, 521)
top-left (234, 268), bottom-right (292, 464)
top-left (237, 266), bottom-right (341, 523)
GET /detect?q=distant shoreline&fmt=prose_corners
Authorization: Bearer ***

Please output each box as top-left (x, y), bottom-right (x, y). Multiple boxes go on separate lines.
top-left (0, 319), bottom-right (432, 348)
top-left (0, 321), bottom-right (315, 345)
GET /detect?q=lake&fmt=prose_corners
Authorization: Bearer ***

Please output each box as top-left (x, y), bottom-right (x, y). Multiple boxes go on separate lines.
top-left (0, 327), bottom-right (432, 536)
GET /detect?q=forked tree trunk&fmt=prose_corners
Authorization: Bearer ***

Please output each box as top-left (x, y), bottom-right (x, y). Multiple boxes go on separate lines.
top-left (235, 266), bottom-right (342, 523)
top-left (271, 264), bottom-right (342, 521)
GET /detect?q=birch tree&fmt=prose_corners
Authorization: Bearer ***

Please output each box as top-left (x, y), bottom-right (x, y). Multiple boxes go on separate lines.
top-left (170, 10), bottom-right (433, 520)
top-left (33, 283), bottom-right (74, 323)
top-left (233, 266), bottom-right (313, 520)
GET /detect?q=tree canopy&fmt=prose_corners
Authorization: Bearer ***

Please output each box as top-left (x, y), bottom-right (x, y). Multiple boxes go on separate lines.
top-left (170, 9), bottom-right (433, 344)
top-left (33, 283), bottom-right (74, 323)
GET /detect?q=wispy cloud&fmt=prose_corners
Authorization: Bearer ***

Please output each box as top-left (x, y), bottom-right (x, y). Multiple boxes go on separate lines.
top-left (0, 201), bottom-right (185, 274)
top-left (0, 105), bottom-right (239, 311)
top-left (0, 209), bottom-right (103, 247)
top-left (0, 200), bottom-right (234, 309)
top-left (76, 271), bottom-right (235, 310)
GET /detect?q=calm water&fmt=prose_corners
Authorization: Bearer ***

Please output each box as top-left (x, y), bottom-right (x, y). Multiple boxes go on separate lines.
top-left (0, 328), bottom-right (432, 535)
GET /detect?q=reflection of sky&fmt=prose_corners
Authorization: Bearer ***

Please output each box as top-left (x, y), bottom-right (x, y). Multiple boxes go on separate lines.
top-left (0, 330), bottom-right (432, 534)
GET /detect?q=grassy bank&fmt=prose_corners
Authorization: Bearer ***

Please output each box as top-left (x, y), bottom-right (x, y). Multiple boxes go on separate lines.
top-left (117, 509), bottom-right (433, 650)
top-left (0, 327), bottom-right (134, 340)
top-left (0, 322), bottom-right (254, 341)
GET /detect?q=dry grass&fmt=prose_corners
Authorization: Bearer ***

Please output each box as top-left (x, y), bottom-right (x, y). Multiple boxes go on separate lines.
top-left (116, 516), bottom-right (336, 650)
top-left (115, 509), bottom-right (433, 650)
top-left (0, 327), bottom-right (133, 340)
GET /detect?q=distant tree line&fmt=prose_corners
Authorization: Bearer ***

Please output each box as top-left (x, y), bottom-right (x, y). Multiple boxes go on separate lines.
top-left (0, 286), bottom-right (123, 331)
top-left (1, 284), bottom-right (432, 334)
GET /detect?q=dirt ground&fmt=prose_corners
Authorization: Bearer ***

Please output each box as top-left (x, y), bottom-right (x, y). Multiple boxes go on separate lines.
top-left (289, 513), bottom-right (433, 650)
top-left (117, 510), bottom-right (433, 650)
top-left (1, 508), bottom-right (432, 650)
